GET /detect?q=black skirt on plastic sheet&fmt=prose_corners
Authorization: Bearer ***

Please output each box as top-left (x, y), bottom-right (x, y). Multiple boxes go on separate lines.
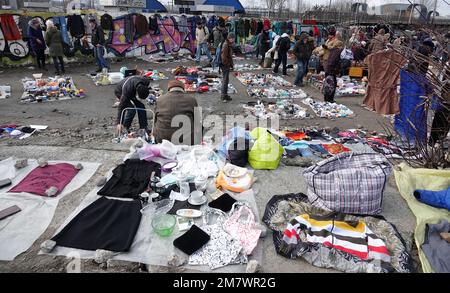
top-left (98, 159), bottom-right (161, 199)
top-left (52, 197), bottom-right (142, 252)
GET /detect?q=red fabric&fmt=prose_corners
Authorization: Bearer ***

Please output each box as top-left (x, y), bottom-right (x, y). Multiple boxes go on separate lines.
top-left (285, 132), bottom-right (307, 141)
top-left (0, 14), bottom-right (22, 41)
top-left (323, 241), bottom-right (368, 260)
top-left (303, 20), bottom-right (317, 25)
top-left (263, 19), bottom-right (270, 30)
top-left (322, 144), bottom-right (351, 155)
top-left (9, 163), bottom-right (79, 196)
top-left (313, 26), bottom-right (320, 37)
top-left (0, 124), bottom-right (17, 129)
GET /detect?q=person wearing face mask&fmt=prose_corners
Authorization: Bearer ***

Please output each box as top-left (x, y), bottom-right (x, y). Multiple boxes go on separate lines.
top-left (89, 18), bottom-right (109, 72)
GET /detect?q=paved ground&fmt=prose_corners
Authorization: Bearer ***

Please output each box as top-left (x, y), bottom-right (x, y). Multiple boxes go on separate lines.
top-left (0, 56), bottom-right (418, 273)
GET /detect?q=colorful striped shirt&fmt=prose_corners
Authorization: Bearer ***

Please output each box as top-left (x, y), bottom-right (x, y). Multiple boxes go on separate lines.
top-left (283, 214), bottom-right (391, 263)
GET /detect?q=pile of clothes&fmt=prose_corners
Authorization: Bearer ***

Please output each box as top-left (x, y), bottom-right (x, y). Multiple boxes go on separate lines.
top-left (0, 124), bottom-right (46, 140)
top-left (276, 127), bottom-right (410, 163)
top-left (302, 98), bottom-right (354, 119)
top-left (21, 76), bottom-right (85, 104)
top-left (90, 72), bottom-right (124, 86)
top-left (233, 64), bottom-right (266, 72)
top-left (263, 193), bottom-right (412, 273)
top-left (243, 100), bottom-right (310, 120)
top-left (247, 87), bottom-right (308, 100)
top-left (235, 72), bottom-right (292, 87)
top-left (0, 85), bottom-right (11, 99)
top-left (336, 76), bottom-right (367, 97)
top-left (140, 52), bottom-right (193, 64)
top-left (175, 76), bottom-right (236, 94)
top-left (309, 73), bottom-right (367, 97)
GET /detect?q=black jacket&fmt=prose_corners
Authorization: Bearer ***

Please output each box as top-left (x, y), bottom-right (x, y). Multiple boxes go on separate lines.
top-left (100, 14), bottom-right (113, 30)
top-left (277, 36), bottom-right (291, 53)
top-left (67, 14), bottom-right (85, 38)
top-left (91, 24), bottom-right (106, 46)
top-left (115, 76), bottom-right (150, 124)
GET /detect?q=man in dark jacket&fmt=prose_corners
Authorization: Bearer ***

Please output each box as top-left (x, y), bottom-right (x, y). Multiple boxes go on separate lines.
top-left (273, 33), bottom-right (291, 75)
top-left (220, 32), bottom-right (235, 103)
top-left (89, 18), bottom-right (109, 72)
top-left (259, 27), bottom-right (271, 66)
top-left (292, 33), bottom-right (313, 87)
top-left (115, 76), bottom-right (150, 133)
top-left (153, 80), bottom-right (200, 145)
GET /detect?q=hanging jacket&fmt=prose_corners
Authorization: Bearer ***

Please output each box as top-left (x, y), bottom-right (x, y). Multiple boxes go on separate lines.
top-left (101, 13), bottom-right (113, 31)
top-left (244, 19), bottom-right (250, 37)
top-left (91, 24), bottom-right (106, 46)
top-left (251, 19), bottom-right (257, 35)
top-left (148, 15), bottom-right (159, 34)
top-left (52, 16), bottom-right (70, 45)
top-left (134, 14), bottom-right (148, 37)
top-left (178, 15), bottom-right (188, 33)
top-left (19, 16), bottom-right (32, 40)
top-left (67, 14), bottom-right (85, 38)
top-left (0, 14), bottom-right (22, 41)
top-left (256, 21), bottom-right (263, 35)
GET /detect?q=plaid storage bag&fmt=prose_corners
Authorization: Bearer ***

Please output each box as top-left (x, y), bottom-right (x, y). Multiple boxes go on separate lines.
top-left (303, 152), bottom-right (392, 215)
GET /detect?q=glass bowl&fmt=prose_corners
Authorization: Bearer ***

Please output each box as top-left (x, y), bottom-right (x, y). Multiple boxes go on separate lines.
top-left (151, 214), bottom-right (176, 237)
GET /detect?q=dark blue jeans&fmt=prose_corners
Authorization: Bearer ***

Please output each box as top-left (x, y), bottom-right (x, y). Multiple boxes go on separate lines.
top-left (121, 100), bottom-right (148, 130)
top-left (294, 59), bottom-right (306, 85)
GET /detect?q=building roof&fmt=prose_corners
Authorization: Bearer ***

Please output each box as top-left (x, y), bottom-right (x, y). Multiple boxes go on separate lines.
top-left (143, 0), bottom-right (167, 12)
top-left (202, 0), bottom-right (245, 13)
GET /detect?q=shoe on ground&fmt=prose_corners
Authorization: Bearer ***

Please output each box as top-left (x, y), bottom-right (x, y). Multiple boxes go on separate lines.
top-left (95, 68), bottom-right (102, 73)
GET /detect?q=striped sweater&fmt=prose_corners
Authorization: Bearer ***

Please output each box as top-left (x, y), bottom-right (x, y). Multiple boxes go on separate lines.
top-left (283, 214), bottom-right (391, 263)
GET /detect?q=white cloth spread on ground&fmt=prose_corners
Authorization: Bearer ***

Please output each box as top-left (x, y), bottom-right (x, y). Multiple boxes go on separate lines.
top-left (0, 158), bottom-right (100, 261)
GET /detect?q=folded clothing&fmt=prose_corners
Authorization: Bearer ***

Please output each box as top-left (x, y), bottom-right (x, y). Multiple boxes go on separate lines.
top-left (414, 187), bottom-right (450, 211)
top-left (173, 225), bottom-right (210, 255)
top-left (208, 193), bottom-right (237, 212)
top-left (98, 159), bottom-right (161, 199)
top-left (52, 197), bottom-right (142, 252)
top-left (9, 163), bottom-right (79, 196)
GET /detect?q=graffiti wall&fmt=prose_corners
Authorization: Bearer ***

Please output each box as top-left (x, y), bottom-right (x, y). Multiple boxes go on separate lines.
top-left (0, 11), bottom-right (196, 66)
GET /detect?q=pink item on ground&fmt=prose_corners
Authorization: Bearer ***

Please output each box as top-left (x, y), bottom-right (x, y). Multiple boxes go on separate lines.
top-left (9, 163), bottom-right (80, 197)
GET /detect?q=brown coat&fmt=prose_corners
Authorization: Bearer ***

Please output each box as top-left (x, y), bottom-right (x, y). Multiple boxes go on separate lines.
top-left (153, 90), bottom-right (200, 145)
top-left (363, 50), bottom-right (407, 115)
top-left (221, 39), bottom-right (233, 69)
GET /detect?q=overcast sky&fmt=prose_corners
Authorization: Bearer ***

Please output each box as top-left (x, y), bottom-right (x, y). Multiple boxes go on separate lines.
top-left (240, 0), bottom-right (450, 16)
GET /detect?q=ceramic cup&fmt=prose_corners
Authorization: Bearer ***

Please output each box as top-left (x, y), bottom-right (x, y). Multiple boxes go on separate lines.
top-left (190, 190), bottom-right (204, 204)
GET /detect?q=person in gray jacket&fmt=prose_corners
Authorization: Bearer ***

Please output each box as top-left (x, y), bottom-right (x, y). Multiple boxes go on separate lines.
top-left (44, 20), bottom-right (65, 75)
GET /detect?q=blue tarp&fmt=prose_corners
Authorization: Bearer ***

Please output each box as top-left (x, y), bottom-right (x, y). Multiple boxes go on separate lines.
top-left (202, 0), bottom-right (245, 13)
top-left (143, 0), bottom-right (167, 13)
top-left (394, 69), bottom-right (428, 144)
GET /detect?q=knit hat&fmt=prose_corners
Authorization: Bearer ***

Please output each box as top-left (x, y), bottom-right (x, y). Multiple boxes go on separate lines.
top-left (168, 80), bottom-right (185, 91)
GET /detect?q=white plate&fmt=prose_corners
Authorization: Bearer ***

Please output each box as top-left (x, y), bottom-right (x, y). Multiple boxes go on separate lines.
top-left (188, 196), bottom-right (207, 206)
top-left (176, 209), bottom-right (202, 218)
